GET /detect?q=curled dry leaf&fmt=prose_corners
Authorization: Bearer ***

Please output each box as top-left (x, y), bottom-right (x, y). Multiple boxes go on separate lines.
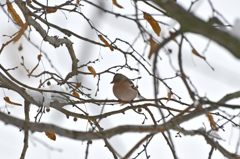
top-left (45, 131), bottom-right (56, 141)
top-left (148, 36), bottom-right (159, 59)
top-left (167, 92), bottom-right (171, 103)
top-left (1, 2), bottom-right (28, 53)
top-left (98, 35), bottom-right (114, 51)
top-left (206, 113), bottom-right (218, 131)
top-left (76, 82), bottom-right (81, 88)
top-left (4, 97), bottom-right (22, 106)
top-left (3, 97), bottom-right (22, 106)
top-left (72, 91), bottom-right (80, 98)
top-left (112, 0), bottom-right (123, 8)
top-left (143, 12), bottom-right (161, 36)
top-left (46, 8), bottom-right (58, 14)
top-left (7, 0), bottom-right (24, 27)
top-left (192, 49), bottom-right (206, 60)
top-left (88, 66), bottom-right (96, 77)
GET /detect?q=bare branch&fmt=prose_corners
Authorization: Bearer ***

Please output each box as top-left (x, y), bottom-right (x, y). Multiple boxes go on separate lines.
top-left (20, 100), bottom-right (30, 159)
top-left (151, 0), bottom-right (240, 59)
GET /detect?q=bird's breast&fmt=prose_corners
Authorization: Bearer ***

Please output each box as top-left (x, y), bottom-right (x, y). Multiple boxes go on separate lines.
top-left (113, 82), bottom-right (137, 101)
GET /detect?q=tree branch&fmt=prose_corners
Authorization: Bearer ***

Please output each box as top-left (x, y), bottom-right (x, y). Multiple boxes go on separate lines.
top-left (175, 127), bottom-right (240, 158)
top-left (20, 100), bottom-right (30, 159)
top-left (0, 103), bottom-right (224, 141)
top-left (151, 0), bottom-right (240, 59)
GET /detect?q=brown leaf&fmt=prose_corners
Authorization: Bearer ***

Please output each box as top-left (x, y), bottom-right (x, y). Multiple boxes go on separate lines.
top-left (46, 8), bottom-right (58, 14)
top-left (167, 92), bottom-right (171, 103)
top-left (4, 96), bottom-right (22, 106)
top-left (98, 35), bottom-right (114, 51)
top-left (148, 36), bottom-right (159, 59)
top-left (45, 131), bottom-right (56, 141)
top-left (206, 113), bottom-right (218, 131)
top-left (112, 0), bottom-right (123, 8)
top-left (192, 49), bottom-right (206, 60)
top-left (7, 0), bottom-right (24, 27)
top-left (143, 12), bottom-right (161, 36)
top-left (73, 91), bottom-right (79, 98)
top-left (76, 82), bottom-right (81, 88)
top-left (87, 66), bottom-right (96, 78)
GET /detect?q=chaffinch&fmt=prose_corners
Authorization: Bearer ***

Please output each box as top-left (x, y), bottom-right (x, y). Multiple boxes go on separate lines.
top-left (110, 73), bottom-right (145, 101)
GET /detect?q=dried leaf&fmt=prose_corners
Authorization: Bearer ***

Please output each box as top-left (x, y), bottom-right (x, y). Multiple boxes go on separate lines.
top-left (4, 96), bottom-right (22, 106)
top-left (207, 113), bottom-right (218, 131)
top-left (167, 92), bottom-right (171, 103)
top-left (112, 0), bottom-right (123, 8)
top-left (98, 35), bottom-right (114, 51)
top-left (73, 91), bottom-right (79, 98)
top-left (88, 66), bottom-right (96, 77)
top-left (148, 36), bottom-right (159, 59)
top-left (13, 22), bottom-right (28, 43)
top-left (46, 8), bottom-right (58, 14)
top-left (143, 12), bottom-right (161, 36)
top-left (76, 82), bottom-right (81, 88)
top-left (45, 131), bottom-right (56, 141)
top-left (192, 49), bottom-right (206, 60)
top-left (7, 0), bottom-right (24, 27)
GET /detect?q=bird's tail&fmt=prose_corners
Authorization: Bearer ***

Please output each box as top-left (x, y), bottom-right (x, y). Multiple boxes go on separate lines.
top-left (132, 85), bottom-right (145, 100)
top-left (137, 92), bottom-right (145, 100)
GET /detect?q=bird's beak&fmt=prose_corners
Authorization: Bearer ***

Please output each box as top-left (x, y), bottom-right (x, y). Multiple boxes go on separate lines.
top-left (110, 80), bottom-right (114, 84)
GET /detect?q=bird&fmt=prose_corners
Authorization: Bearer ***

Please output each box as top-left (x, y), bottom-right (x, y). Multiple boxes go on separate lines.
top-left (110, 73), bottom-right (145, 101)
